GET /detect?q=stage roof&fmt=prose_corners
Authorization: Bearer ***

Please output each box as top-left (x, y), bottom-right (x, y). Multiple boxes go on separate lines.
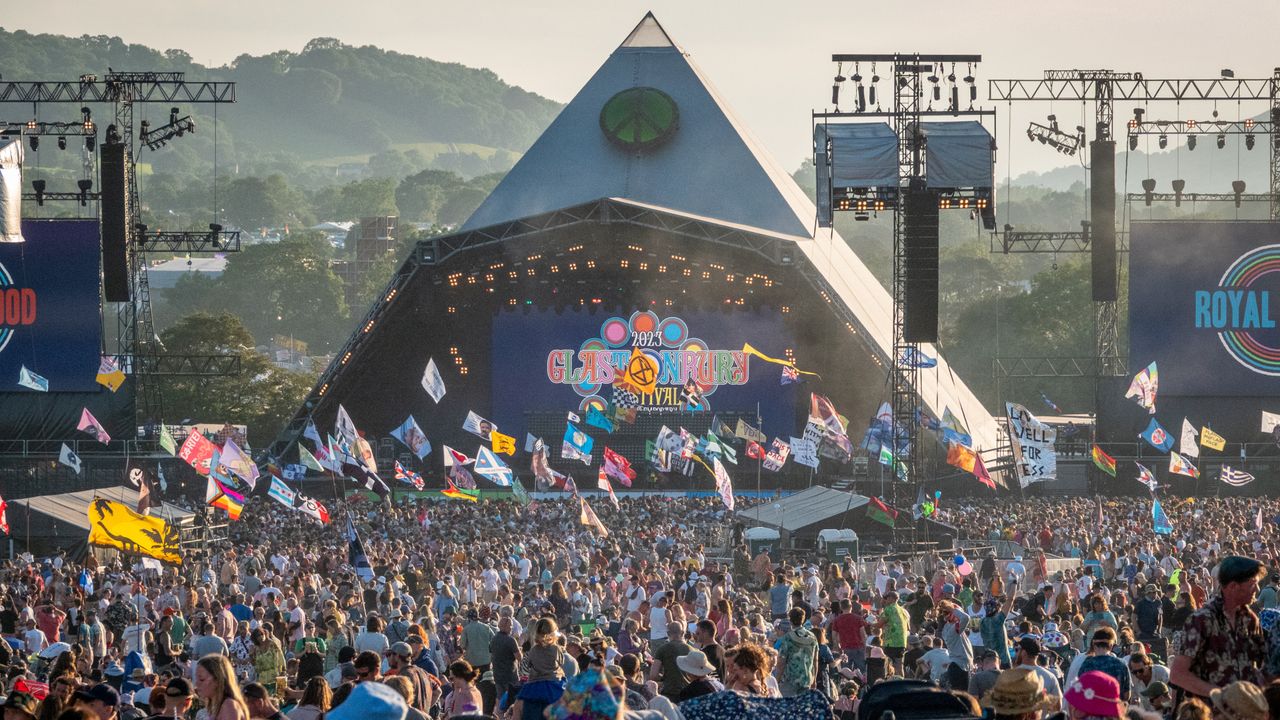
top-left (10, 486), bottom-right (195, 534)
top-left (739, 486), bottom-right (869, 532)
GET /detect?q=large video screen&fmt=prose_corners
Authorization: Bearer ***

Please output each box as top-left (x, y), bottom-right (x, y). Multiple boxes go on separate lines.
top-left (0, 220), bottom-right (103, 392)
top-left (492, 309), bottom-right (798, 434)
top-left (1129, 221), bottom-right (1280, 396)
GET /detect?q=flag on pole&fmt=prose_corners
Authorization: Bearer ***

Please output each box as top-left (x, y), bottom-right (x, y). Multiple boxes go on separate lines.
top-left (712, 457), bottom-right (735, 511)
top-left (578, 496), bottom-right (608, 537)
top-left (734, 419), bottom-right (767, 443)
top-left (562, 423), bottom-right (594, 464)
top-left (973, 453), bottom-right (997, 490)
top-left (205, 476), bottom-right (245, 520)
top-left (390, 416), bottom-right (432, 459)
top-left (946, 443), bottom-right (977, 473)
top-left (474, 446), bottom-right (514, 486)
top-left (77, 408), bottom-right (111, 445)
top-left (0, 494), bottom-right (8, 534)
top-left (780, 366), bottom-right (802, 385)
top-left (442, 478), bottom-right (479, 502)
top-left (510, 478), bottom-right (531, 506)
top-left (1254, 506), bottom-right (1264, 533)
top-left (490, 430), bottom-right (517, 456)
top-left (606, 402), bottom-right (637, 426)
top-left (17, 366), bottom-right (48, 392)
top-left (335, 404), bottom-right (359, 446)
top-left (867, 496), bottom-right (897, 528)
top-left (1263, 410), bottom-right (1280, 434)
top-left (1180, 419), bottom-right (1200, 458)
top-left (130, 464), bottom-right (161, 515)
top-left (879, 445), bottom-right (895, 467)
top-left (303, 419), bottom-right (323, 448)
top-left (394, 461), bottom-right (425, 490)
top-left (742, 343), bottom-right (821, 378)
top-left (95, 356), bottom-right (126, 392)
top-left (158, 424), bottom-right (176, 455)
top-left (59, 444), bottom-right (82, 474)
top-left (596, 467), bottom-right (619, 510)
top-left (296, 496), bottom-right (330, 524)
top-left (220, 438), bottom-right (259, 489)
top-left (298, 443), bottom-right (324, 473)
top-left (1220, 466), bottom-right (1256, 486)
top-left (179, 430), bottom-right (217, 476)
top-left (602, 447), bottom-right (636, 486)
top-left (898, 347), bottom-right (937, 368)
top-left (1200, 426), bottom-right (1226, 452)
top-left (763, 439), bottom-right (790, 472)
top-left (345, 517), bottom-right (375, 581)
top-left (1040, 392), bottom-right (1062, 413)
top-left (443, 445), bottom-right (474, 467)
top-left (746, 441), bottom-right (765, 460)
top-left (1090, 445), bottom-right (1117, 476)
top-left (1139, 418), bottom-right (1175, 452)
top-left (267, 476), bottom-right (297, 508)
top-left (1168, 451), bottom-right (1200, 478)
top-left (1135, 462), bottom-right (1159, 492)
top-left (1097, 495), bottom-right (1104, 527)
top-left (1152, 498), bottom-right (1173, 535)
top-left (420, 358), bottom-right (446, 403)
top-left (1125, 362), bottom-right (1159, 414)
top-left (449, 462), bottom-right (476, 490)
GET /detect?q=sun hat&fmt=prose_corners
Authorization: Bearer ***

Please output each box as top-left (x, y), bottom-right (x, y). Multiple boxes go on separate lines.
top-left (1210, 681), bottom-right (1269, 720)
top-left (982, 668), bottom-right (1046, 715)
top-left (676, 649), bottom-right (717, 677)
top-left (544, 670), bottom-right (620, 720)
top-left (1065, 671), bottom-right (1125, 718)
top-left (325, 681), bottom-right (407, 720)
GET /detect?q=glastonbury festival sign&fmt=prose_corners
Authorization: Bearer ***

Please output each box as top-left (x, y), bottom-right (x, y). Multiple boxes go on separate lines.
top-left (1006, 401), bottom-right (1057, 486)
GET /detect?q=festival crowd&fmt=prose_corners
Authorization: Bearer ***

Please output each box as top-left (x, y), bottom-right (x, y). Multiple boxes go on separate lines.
top-left (0, 491), bottom-right (1277, 720)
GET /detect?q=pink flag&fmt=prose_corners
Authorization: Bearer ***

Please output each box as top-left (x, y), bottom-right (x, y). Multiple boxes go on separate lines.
top-left (77, 408), bottom-right (111, 445)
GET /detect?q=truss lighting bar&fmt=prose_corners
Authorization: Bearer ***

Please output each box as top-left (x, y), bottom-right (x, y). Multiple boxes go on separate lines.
top-left (1027, 120), bottom-right (1084, 155)
top-left (22, 191), bottom-right (99, 203)
top-left (1127, 192), bottom-right (1271, 203)
top-left (138, 229), bottom-right (241, 253)
top-left (991, 75), bottom-right (1275, 102)
top-left (0, 73), bottom-right (235, 104)
top-left (0, 120), bottom-right (96, 136)
top-left (139, 112), bottom-right (195, 151)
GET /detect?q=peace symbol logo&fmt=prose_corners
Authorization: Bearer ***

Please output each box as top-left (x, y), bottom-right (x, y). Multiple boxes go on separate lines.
top-left (1151, 428), bottom-right (1166, 445)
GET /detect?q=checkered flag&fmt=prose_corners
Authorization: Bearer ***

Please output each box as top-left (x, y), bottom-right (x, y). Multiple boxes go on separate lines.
top-left (611, 386), bottom-right (640, 409)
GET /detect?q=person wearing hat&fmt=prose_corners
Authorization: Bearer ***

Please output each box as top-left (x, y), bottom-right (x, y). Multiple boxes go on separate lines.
top-left (675, 649), bottom-right (719, 702)
top-left (1210, 681), bottom-right (1268, 720)
top-left (3, 692), bottom-right (37, 720)
top-left (73, 684), bottom-right (121, 720)
top-left (1170, 555), bottom-right (1266, 700)
top-left (1127, 652), bottom-right (1169, 701)
top-left (325, 681), bottom-right (407, 720)
top-left (1065, 671), bottom-right (1125, 719)
top-left (1133, 584), bottom-right (1164, 642)
top-left (147, 678), bottom-right (194, 720)
top-left (1013, 636), bottom-right (1062, 708)
top-left (386, 642), bottom-right (434, 713)
top-left (981, 667), bottom-right (1047, 720)
top-left (1139, 680), bottom-right (1172, 717)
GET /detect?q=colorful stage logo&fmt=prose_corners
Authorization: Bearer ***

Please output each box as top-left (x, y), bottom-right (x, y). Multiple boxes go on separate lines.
top-left (1195, 244), bottom-right (1280, 375)
top-left (0, 259), bottom-right (37, 355)
top-left (546, 311), bottom-right (748, 413)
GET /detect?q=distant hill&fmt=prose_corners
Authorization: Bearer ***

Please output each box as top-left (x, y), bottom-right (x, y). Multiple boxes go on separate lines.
top-left (0, 29), bottom-right (563, 169)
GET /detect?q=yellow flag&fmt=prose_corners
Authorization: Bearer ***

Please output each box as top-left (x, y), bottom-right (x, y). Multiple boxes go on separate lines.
top-left (87, 498), bottom-right (182, 564)
top-left (1200, 427), bottom-right (1226, 451)
top-left (617, 348), bottom-right (659, 395)
top-left (741, 343), bottom-right (821, 377)
top-left (491, 431), bottom-right (517, 456)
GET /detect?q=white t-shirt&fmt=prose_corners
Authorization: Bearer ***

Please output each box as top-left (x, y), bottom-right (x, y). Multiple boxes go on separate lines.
top-left (517, 558), bottom-right (532, 581)
top-left (1075, 575), bottom-right (1094, 600)
top-left (626, 585), bottom-right (647, 614)
top-left (289, 606), bottom-right (307, 642)
top-left (481, 569), bottom-right (500, 593)
top-left (23, 628), bottom-right (46, 653)
top-left (123, 623), bottom-right (150, 654)
top-left (649, 606), bottom-right (669, 640)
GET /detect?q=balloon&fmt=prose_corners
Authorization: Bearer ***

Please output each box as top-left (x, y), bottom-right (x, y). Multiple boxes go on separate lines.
top-left (953, 554), bottom-right (966, 566)
top-left (958, 561), bottom-right (974, 576)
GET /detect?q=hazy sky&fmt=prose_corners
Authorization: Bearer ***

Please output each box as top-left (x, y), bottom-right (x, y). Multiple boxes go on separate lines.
top-left (5, 1), bottom-right (1277, 175)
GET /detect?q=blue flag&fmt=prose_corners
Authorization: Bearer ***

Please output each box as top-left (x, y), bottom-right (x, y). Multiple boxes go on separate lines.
top-left (390, 415), bottom-right (432, 459)
top-left (474, 446), bottom-right (514, 486)
top-left (1152, 498), bottom-right (1173, 535)
top-left (1041, 392), bottom-right (1062, 413)
top-left (1140, 418), bottom-right (1175, 452)
top-left (563, 422), bottom-right (594, 458)
top-left (585, 406), bottom-right (615, 433)
top-left (899, 347), bottom-right (937, 368)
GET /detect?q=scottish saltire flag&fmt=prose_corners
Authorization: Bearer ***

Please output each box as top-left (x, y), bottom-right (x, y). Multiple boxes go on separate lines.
top-left (390, 415), bottom-right (431, 459)
top-left (474, 446), bottom-right (513, 486)
top-left (1135, 462), bottom-right (1159, 492)
top-left (59, 443), bottom-right (82, 474)
top-left (17, 366), bottom-right (48, 392)
top-left (585, 406), bottom-right (615, 433)
top-left (1168, 451), bottom-right (1200, 478)
top-left (394, 461), bottom-right (425, 490)
top-left (899, 347), bottom-right (937, 368)
top-left (267, 476), bottom-right (297, 508)
top-left (77, 408), bottom-right (111, 445)
top-left (1221, 466), bottom-right (1256, 486)
top-left (562, 422), bottom-right (594, 464)
top-left (1152, 498), bottom-right (1173, 535)
top-left (1126, 362), bottom-right (1159, 414)
top-left (1139, 418), bottom-right (1174, 452)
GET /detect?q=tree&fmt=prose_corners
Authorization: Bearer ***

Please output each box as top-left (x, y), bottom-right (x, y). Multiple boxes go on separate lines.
top-left (437, 186), bottom-right (488, 226)
top-left (315, 178), bottom-right (398, 221)
top-left (395, 169), bottom-right (464, 222)
top-left (222, 174), bottom-right (309, 229)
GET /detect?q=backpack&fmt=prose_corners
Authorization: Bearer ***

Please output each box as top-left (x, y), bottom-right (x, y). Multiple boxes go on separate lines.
top-left (780, 631), bottom-right (817, 688)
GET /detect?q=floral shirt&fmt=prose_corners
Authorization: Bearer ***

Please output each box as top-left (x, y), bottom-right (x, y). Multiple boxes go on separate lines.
top-left (1176, 595), bottom-right (1264, 692)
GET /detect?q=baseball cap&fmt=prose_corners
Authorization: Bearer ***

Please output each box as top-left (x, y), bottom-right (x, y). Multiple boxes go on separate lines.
top-left (165, 679), bottom-right (194, 698)
top-left (1142, 681), bottom-right (1170, 699)
top-left (74, 684), bottom-right (120, 707)
top-left (1017, 637), bottom-right (1041, 656)
top-left (389, 642), bottom-right (412, 657)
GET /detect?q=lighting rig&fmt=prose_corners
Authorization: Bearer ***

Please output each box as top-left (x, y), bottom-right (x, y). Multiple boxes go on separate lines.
top-left (1027, 115), bottom-right (1085, 155)
top-left (139, 107), bottom-right (195, 151)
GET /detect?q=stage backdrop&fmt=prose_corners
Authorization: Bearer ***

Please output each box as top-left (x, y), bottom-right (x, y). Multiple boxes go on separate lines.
top-left (0, 219), bottom-right (102, 392)
top-left (1130, 221), bottom-right (1280, 397)
top-left (492, 308), bottom-right (798, 436)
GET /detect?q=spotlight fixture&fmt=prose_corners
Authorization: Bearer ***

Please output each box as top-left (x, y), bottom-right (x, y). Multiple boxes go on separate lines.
top-left (1217, 134), bottom-right (1226, 149)
top-left (1142, 178), bottom-right (1157, 206)
top-left (1027, 121), bottom-right (1082, 155)
top-left (1172, 179), bottom-right (1186, 207)
top-left (31, 179), bottom-right (46, 206)
top-left (85, 134), bottom-right (95, 152)
top-left (1221, 68), bottom-right (1235, 78)
top-left (1246, 134), bottom-right (1255, 150)
top-left (57, 136), bottom-right (66, 150)
top-left (1158, 134), bottom-right (1168, 149)
top-left (1129, 134), bottom-right (1139, 151)
top-left (1187, 134), bottom-right (1197, 151)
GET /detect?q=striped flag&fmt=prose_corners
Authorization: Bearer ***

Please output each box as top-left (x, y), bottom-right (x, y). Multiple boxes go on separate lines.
top-left (205, 476), bottom-right (245, 520)
top-left (267, 476), bottom-right (297, 508)
top-left (345, 517), bottom-right (374, 581)
top-left (442, 478), bottom-right (478, 502)
top-left (1220, 466), bottom-right (1255, 486)
top-left (867, 496), bottom-right (897, 527)
top-left (1090, 445), bottom-right (1116, 476)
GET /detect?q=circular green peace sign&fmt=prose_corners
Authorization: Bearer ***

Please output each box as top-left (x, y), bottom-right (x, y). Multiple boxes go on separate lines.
top-left (599, 87), bottom-right (680, 151)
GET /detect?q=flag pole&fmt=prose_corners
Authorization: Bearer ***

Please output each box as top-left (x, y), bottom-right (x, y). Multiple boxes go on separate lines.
top-left (756, 403), bottom-right (762, 500)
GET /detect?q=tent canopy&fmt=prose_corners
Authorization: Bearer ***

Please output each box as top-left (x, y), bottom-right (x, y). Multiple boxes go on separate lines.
top-left (740, 486), bottom-right (868, 534)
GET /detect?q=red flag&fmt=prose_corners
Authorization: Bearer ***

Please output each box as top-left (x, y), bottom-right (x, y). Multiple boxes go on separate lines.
top-left (746, 441), bottom-right (765, 460)
top-left (178, 430), bottom-right (218, 476)
top-left (602, 447), bottom-right (636, 486)
top-left (0, 495), bottom-right (9, 534)
top-left (973, 453), bottom-right (996, 490)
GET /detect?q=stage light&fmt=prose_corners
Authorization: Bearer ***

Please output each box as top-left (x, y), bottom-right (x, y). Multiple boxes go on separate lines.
top-left (1158, 134), bottom-right (1168, 149)
top-left (1232, 179), bottom-right (1246, 207)
top-left (57, 136), bottom-right (66, 150)
top-left (32, 179), bottom-right (46, 206)
top-left (1142, 178), bottom-right (1156, 206)
top-left (1217, 134), bottom-right (1226, 149)
top-left (1187, 134), bottom-right (1197, 151)
top-left (1129, 134), bottom-right (1138, 151)
top-left (28, 136), bottom-right (38, 151)
top-left (1172, 179), bottom-right (1185, 207)
top-left (1246, 134), bottom-right (1255, 150)
top-left (1221, 68), bottom-right (1235, 78)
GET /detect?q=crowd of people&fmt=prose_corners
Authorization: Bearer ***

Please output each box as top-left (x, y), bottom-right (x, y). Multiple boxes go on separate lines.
top-left (0, 491), bottom-right (1277, 720)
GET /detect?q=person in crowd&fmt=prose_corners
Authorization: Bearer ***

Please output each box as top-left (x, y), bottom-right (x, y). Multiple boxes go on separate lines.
top-left (195, 656), bottom-right (249, 720)
top-left (441, 660), bottom-right (482, 718)
top-left (286, 677), bottom-right (329, 720)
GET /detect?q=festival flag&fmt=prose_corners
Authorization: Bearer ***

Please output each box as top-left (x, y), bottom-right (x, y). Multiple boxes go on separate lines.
top-left (617, 347), bottom-right (659, 395)
top-left (742, 343), bottom-right (820, 378)
top-left (462, 411), bottom-right (497, 440)
top-left (338, 440), bottom-right (390, 497)
top-left (220, 438), bottom-right (259, 489)
top-left (298, 443), bottom-right (324, 473)
top-left (442, 445), bottom-right (474, 467)
top-left (267, 476), bottom-right (298, 508)
top-left (1040, 392), bottom-right (1062, 414)
top-left (390, 415), bottom-right (432, 459)
top-left (708, 431), bottom-right (738, 465)
top-left (1200, 426), bottom-right (1226, 452)
top-left (780, 366), bottom-right (802, 385)
top-left (95, 356), bottom-right (126, 392)
top-left (946, 443), bottom-right (977, 473)
top-left (710, 414), bottom-right (734, 439)
top-left (972, 453), bottom-right (997, 490)
top-left (562, 423), bottom-right (594, 464)
top-left (335, 404), bottom-right (359, 447)
top-left (1254, 506), bottom-right (1265, 533)
top-left (205, 476), bottom-right (245, 521)
top-left (567, 411), bottom-right (581, 423)
top-left (867, 496), bottom-right (898, 528)
top-left (87, 499), bottom-right (180, 564)
top-left (746, 441), bottom-right (765, 460)
top-left (1168, 451), bottom-right (1200, 478)
top-left (596, 467), bottom-right (620, 509)
top-left (510, 477), bottom-right (531, 506)
top-left (441, 478), bottom-right (479, 502)
top-left (1139, 418), bottom-right (1175, 452)
top-left (128, 463), bottom-right (162, 515)
top-left (394, 461), bottom-right (425, 490)
top-left (563, 474), bottom-right (579, 495)
top-left (157, 424), bottom-right (176, 455)
top-left (763, 438), bottom-right (790, 471)
top-left (712, 457), bottom-right (735, 511)
top-left (912, 485), bottom-right (932, 520)
top-left (344, 517), bottom-right (375, 581)
top-left (525, 434), bottom-right (540, 453)
top-left (1180, 419), bottom-right (1200, 458)
top-left (942, 407), bottom-right (969, 437)
top-left (421, 358), bottom-right (446, 403)
top-left (0, 494), bottom-right (9, 534)
top-left (601, 447), bottom-right (636, 486)
top-left (296, 496), bottom-right (330, 524)
top-left (810, 394), bottom-right (848, 437)
top-left (1090, 445), bottom-right (1117, 477)
top-left (178, 430), bottom-right (217, 476)
top-left (606, 402), bottom-right (637, 426)
top-left (530, 439), bottom-right (557, 486)
top-left (77, 408), bottom-right (111, 445)
top-left (303, 418), bottom-right (323, 448)
top-left (59, 443), bottom-right (82, 474)
top-left (355, 435), bottom-right (378, 475)
top-left (680, 380), bottom-right (705, 410)
top-left (578, 496), bottom-right (608, 537)
top-left (1152, 498), bottom-right (1173, 535)
top-left (1125, 362), bottom-right (1159, 414)
top-left (1097, 495), bottom-right (1104, 527)
top-left (17, 366), bottom-right (48, 392)
top-left (1220, 466), bottom-right (1256, 486)
top-left (474, 446), bottom-right (514, 486)
top-left (585, 406), bottom-right (615, 433)
top-left (1136, 463), bottom-right (1159, 492)
top-left (734, 419), bottom-right (767, 444)
top-left (490, 430), bottom-right (517, 456)
top-left (450, 462), bottom-right (476, 489)
top-left (899, 347), bottom-right (937, 369)
top-left (790, 437), bottom-right (819, 469)
top-left (1262, 410), bottom-right (1280, 434)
